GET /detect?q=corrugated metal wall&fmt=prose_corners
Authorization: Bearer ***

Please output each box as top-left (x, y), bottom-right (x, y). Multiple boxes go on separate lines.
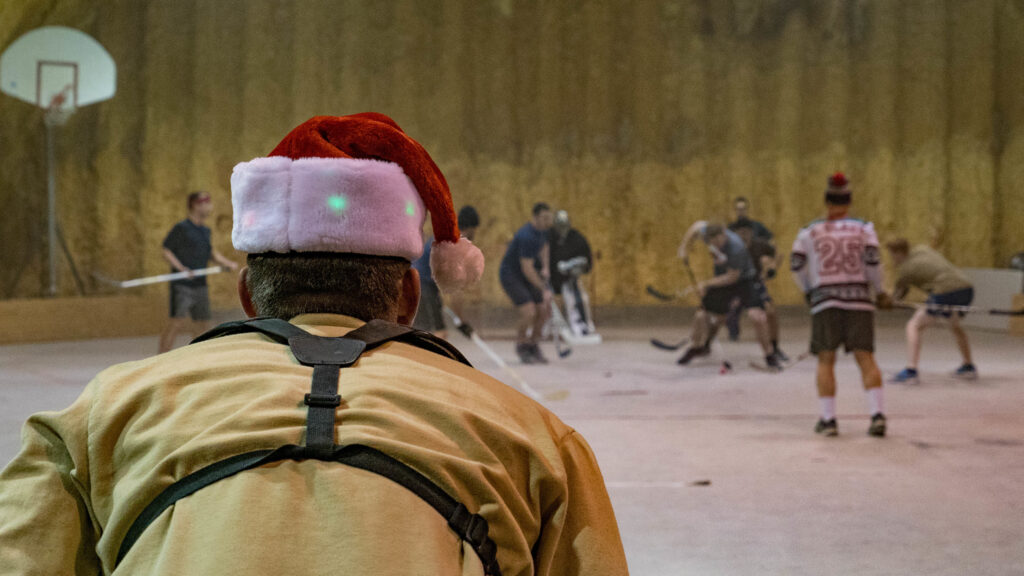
top-left (2, 0), bottom-right (1022, 307)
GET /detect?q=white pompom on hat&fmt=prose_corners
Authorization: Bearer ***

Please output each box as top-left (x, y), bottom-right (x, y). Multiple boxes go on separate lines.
top-left (230, 113), bottom-right (484, 293)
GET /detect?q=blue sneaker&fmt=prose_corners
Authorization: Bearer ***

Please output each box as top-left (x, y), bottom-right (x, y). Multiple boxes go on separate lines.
top-left (954, 364), bottom-right (978, 380)
top-left (891, 368), bottom-right (919, 384)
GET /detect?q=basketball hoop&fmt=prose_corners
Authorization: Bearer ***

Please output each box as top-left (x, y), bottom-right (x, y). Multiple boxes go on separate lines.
top-left (1, 26), bottom-right (116, 296)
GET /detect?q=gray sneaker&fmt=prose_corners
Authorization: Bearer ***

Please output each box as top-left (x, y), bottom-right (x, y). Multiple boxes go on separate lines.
top-left (868, 413), bottom-right (887, 437)
top-left (814, 418), bottom-right (838, 437)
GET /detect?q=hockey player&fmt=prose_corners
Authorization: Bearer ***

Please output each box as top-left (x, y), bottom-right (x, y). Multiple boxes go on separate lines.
top-left (677, 221), bottom-right (780, 370)
top-left (412, 205), bottom-right (481, 339)
top-left (791, 173), bottom-right (887, 437)
top-left (732, 219), bottom-right (788, 362)
top-left (500, 203), bottom-right (555, 364)
top-left (549, 210), bottom-right (598, 338)
top-left (885, 238), bottom-right (977, 382)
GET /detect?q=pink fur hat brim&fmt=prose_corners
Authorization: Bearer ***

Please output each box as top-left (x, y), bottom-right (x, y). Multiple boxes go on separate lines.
top-left (231, 156), bottom-right (426, 260)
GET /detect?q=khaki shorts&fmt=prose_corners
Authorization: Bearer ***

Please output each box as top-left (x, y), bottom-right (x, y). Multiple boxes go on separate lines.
top-left (811, 308), bottom-right (874, 354)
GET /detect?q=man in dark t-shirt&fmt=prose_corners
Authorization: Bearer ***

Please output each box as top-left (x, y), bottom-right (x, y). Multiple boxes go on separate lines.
top-left (677, 221), bottom-right (779, 369)
top-left (733, 219), bottom-right (787, 361)
top-left (548, 210), bottom-right (597, 337)
top-left (500, 203), bottom-right (554, 364)
top-left (158, 191), bottom-right (239, 353)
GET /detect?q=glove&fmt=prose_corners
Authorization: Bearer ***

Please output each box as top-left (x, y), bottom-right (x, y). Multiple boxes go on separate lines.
top-left (457, 322), bottom-right (475, 338)
top-left (876, 292), bottom-right (894, 310)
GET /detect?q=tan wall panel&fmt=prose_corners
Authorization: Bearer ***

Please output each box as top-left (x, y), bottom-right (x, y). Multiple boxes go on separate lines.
top-left (1, 0), bottom-right (1021, 324)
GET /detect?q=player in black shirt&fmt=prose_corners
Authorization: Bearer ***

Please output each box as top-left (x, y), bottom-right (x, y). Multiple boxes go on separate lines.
top-left (548, 210), bottom-right (597, 337)
top-left (158, 191), bottom-right (239, 353)
top-left (731, 219), bottom-right (787, 362)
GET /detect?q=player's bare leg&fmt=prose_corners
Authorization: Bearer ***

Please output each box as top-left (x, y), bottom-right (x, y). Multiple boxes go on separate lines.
top-left (529, 300), bottom-right (550, 363)
top-left (746, 307), bottom-right (773, 357)
top-left (815, 350), bottom-right (838, 436)
top-left (949, 315), bottom-right (973, 365)
top-left (515, 302), bottom-right (538, 363)
top-left (949, 315), bottom-right (977, 379)
top-left (158, 318), bottom-right (189, 354)
top-left (678, 309), bottom-right (714, 365)
top-left (854, 349), bottom-right (886, 437)
top-left (906, 308), bottom-right (932, 369)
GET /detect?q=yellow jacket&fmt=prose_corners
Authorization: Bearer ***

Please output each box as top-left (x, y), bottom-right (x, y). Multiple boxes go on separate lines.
top-left (0, 314), bottom-right (629, 575)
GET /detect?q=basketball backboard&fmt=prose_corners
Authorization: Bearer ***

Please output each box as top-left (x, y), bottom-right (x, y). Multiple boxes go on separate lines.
top-left (1, 26), bottom-right (116, 116)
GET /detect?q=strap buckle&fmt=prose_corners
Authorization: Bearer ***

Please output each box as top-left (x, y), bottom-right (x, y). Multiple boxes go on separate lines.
top-left (304, 392), bottom-right (342, 408)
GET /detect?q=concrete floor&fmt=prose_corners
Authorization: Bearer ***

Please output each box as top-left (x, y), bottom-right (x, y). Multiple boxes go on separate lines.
top-left (2, 313), bottom-right (1023, 575)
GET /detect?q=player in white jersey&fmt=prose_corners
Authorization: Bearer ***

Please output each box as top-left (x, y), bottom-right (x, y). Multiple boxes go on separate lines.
top-left (790, 173), bottom-right (888, 437)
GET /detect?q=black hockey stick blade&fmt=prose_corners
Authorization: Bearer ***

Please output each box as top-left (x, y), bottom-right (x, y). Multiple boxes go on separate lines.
top-left (646, 285), bottom-right (674, 302)
top-left (651, 337), bottom-right (688, 351)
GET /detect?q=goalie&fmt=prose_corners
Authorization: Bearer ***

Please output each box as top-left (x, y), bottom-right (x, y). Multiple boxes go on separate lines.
top-left (549, 210), bottom-right (599, 339)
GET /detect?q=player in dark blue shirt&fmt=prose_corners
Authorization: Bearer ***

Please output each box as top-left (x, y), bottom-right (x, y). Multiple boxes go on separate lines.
top-left (159, 191), bottom-right (238, 353)
top-left (500, 203), bottom-right (554, 363)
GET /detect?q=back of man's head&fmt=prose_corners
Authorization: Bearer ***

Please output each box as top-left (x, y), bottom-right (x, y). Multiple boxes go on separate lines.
top-left (246, 252), bottom-right (408, 322)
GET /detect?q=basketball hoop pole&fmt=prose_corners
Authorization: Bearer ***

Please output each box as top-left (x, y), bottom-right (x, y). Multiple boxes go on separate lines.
top-left (44, 114), bottom-right (57, 295)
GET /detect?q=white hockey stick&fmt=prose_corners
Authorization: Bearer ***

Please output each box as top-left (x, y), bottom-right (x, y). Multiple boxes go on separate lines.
top-left (94, 266), bottom-right (223, 288)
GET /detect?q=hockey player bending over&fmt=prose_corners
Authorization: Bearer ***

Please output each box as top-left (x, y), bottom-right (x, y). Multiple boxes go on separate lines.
top-left (677, 221), bottom-right (780, 370)
top-left (549, 210), bottom-right (598, 339)
top-left (791, 173), bottom-right (887, 438)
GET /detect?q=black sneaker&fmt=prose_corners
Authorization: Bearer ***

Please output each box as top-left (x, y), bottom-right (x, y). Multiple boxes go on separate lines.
top-left (516, 343), bottom-right (536, 365)
top-left (774, 347), bottom-right (790, 364)
top-left (677, 344), bottom-right (710, 365)
top-left (529, 343), bottom-right (549, 365)
top-left (868, 413), bottom-right (887, 437)
top-left (765, 353), bottom-right (783, 372)
top-left (814, 418), bottom-right (838, 437)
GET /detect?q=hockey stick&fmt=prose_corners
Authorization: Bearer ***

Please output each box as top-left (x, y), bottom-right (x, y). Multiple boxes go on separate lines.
top-left (651, 336), bottom-right (689, 351)
top-left (548, 301), bottom-right (573, 358)
top-left (749, 351), bottom-right (812, 373)
top-left (442, 307), bottom-right (567, 402)
top-left (645, 284), bottom-right (696, 302)
top-left (893, 301), bottom-right (1024, 316)
top-left (93, 266), bottom-right (223, 288)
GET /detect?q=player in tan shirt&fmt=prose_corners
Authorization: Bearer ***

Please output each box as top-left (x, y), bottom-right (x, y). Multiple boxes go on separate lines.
top-left (0, 114), bottom-right (629, 576)
top-left (885, 239), bottom-right (977, 382)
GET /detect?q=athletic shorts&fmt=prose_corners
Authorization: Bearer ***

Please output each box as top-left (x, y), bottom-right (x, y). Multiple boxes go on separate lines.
top-left (500, 269), bottom-right (544, 307)
top-left (811, 308), bottom-right (874, 355)
top-left (927, 287), bottom-right (974, 318)
top-left (702, 279), bottom-right (765, 316)
top-left (753, 279), bottom-right (773, 305)
top-left (412, 281), bottom-right (445, 332)
top-left (169, 283), bottom-right (211, 321)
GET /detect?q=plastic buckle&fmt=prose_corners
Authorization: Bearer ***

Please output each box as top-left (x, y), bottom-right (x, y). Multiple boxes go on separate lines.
top-left (304, 392), bottom-right (342, 408)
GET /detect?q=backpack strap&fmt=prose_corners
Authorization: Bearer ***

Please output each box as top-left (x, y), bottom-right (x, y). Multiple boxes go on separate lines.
top-left (192, 317), bottom-right (471, 367)
top-left (115, 444), bottom-right (502, 575)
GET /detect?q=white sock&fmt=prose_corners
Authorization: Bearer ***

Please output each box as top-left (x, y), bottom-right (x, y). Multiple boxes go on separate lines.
top-left (867, 387), bottom-right (884, 416)
top-left (820, 397), bottom-right (836, 421)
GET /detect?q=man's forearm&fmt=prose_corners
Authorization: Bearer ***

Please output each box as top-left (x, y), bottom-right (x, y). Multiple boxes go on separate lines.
top-left (162, 249), bottom-right (188, 272)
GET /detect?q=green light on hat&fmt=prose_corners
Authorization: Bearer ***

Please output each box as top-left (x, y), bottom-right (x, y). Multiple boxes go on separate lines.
top-left (405, 201), bottom-right (416, 217)
top-left (327, 195), bottom-right (347, 214)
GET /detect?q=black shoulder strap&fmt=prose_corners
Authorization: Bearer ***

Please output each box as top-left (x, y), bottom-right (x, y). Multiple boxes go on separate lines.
top-left (116, 444), bottom-right (502, 576)
top-left (192, 317), bottom-right (471, 367)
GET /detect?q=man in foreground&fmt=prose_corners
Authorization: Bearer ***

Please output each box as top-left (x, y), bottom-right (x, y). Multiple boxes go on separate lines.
top-left (158, 190), bottom-right (239, 352)
top-left (500, 202), bottom-right (555, 364)
top-left (0, 114), bottom-right (629, 576)
top-left (791, 172), bottom-right (887, 438)
top-left (885, 238), bottom-right (977, 382)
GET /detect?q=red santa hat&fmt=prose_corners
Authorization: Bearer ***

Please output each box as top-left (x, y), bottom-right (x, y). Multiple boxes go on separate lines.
top-left (230, 113), bottom-right (484, 293)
